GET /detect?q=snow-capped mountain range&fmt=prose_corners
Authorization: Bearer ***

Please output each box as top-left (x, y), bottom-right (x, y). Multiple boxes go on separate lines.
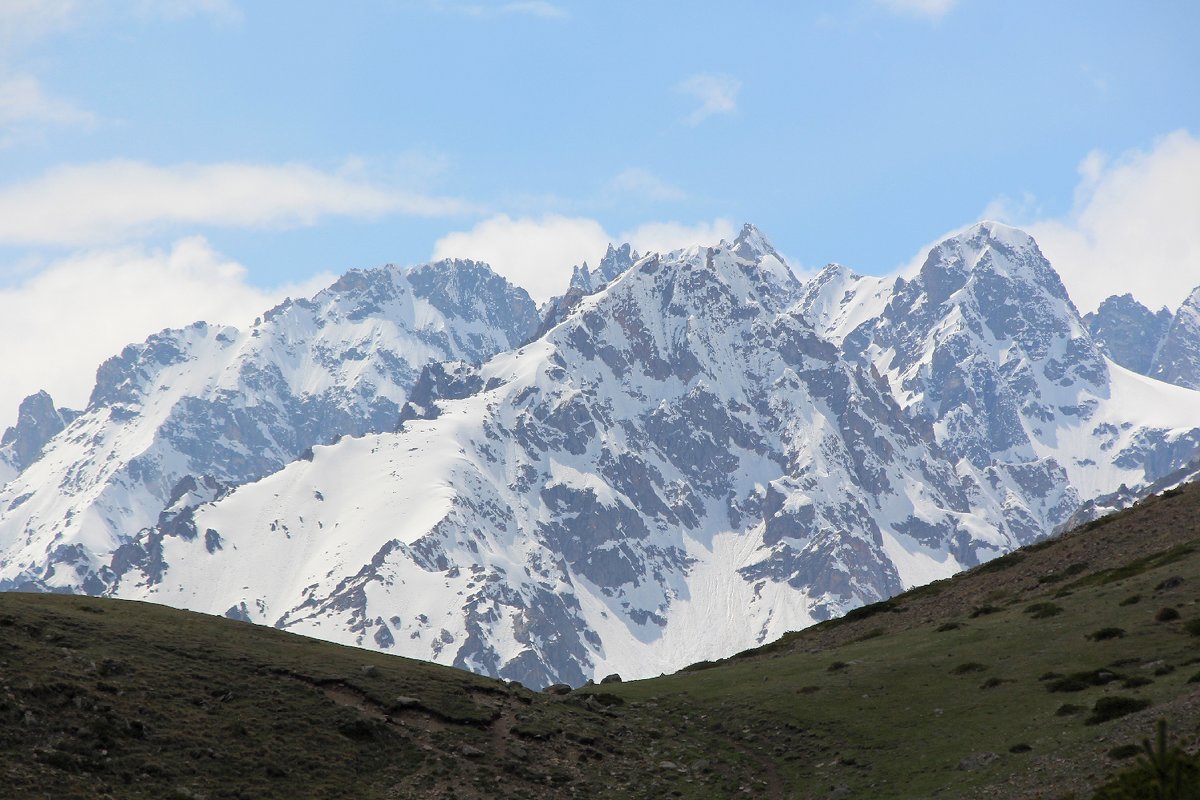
top-left (2, 222), bottom-right (1198, 687)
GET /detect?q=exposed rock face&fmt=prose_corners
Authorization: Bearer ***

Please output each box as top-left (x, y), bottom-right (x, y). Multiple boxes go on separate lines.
top-left (1083, 294), bottom-right (1172, 375)
top-left (0, 391), bottom-right (79, 476)
top-left (1151, 286), bottom-right (1200, 389)
top-left (567, 244), bottom-right (639, 296)
top-left (1083, 286), bottom-right (1200, 391)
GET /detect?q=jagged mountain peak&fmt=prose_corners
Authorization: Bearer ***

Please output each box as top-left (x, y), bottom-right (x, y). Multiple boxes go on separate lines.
top-left (813, 262), bottom-right (862, 282)
top-left (598, 242), bottom-right (639, 283)
top-left (698, 223), bottom-right (792, 294)
top-left (2, 390), bottom-right (56, 446)
top-left (729, 222), bottom-right (792, 281)
top-left (87, 321), bottom-right (239, 411)
top-left (0, 390), bottom-right (79, 474)
top-left (565, 242), bottom-right (640, 297)
top-left (1151, 283), bottom-right (1200, 390)
top-left (914, 221), bottom-right (1070, 307)
top-left (732, 221), bottom-right (774, 251)
top-left (1084, 293), bottom-right (1173, 375)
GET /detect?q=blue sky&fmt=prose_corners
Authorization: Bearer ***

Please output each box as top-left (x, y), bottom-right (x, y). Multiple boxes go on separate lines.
top-left (1, 0), bottom-right (1199, 414)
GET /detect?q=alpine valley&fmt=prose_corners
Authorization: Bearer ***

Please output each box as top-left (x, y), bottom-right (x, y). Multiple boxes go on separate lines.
top-left (2, 222), bottom-right (1199, 688)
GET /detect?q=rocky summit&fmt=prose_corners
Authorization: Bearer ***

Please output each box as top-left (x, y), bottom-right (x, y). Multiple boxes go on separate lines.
top-left (1, 222), bottom-right (1199, 688)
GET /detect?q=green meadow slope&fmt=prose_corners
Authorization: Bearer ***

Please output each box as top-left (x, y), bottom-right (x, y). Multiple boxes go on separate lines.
top-left (2, 482), bottom-right (1198, 799)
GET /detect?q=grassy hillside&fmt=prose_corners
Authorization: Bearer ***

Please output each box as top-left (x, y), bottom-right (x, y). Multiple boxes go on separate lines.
top-left (2, 482), bottom-right (1199, 799)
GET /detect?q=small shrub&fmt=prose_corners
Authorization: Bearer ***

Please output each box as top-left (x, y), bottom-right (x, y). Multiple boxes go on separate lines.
top-left (1155, 576), bottom-right (1185, 591)
top-left (936, 622), bottom-right (962, 632)
top-left (1048, 675), bottom-right (1092, 692)
top-left (1154, 664), bottom-right (1176, 677)
top-left (1107, 744), bottom-right (1142, 760)
top-left (855, 627), bottom-right (885, 642)
top-left (827, 661), bottom-right (849, 672)
top-left (1009, 743), bottom-right (1032, 753)
top-left (950, 662), bottom-right (988, 675)
top-left (1046, 670), bottom-right (1122, 693)
top-left (1055, 703), bottom-right (1083, 716)
top-left (1119, 595), bottom-right (1142, 606)
top-left (1025, 602), bottom-right (1064, 619)
top-left (972, 552), bottom-right (1026, 574)
top-left (1039, 671), bottom-right (1064, 681)
top-left (969, 605), bottom-right (1004, 618)
top-left (1188, 672), bottom-right (1200, 684)
top-left (836, 599), bottom-right (899, 625)
top-left (1184, 619), bottom-right (1200, 636)
top-left (1088, 627), bottom-right (1127, 641)
top-left (1155, 607), bottom-right (1181, 622)
top-left (1121, 677), bottom-right (1153, 689)
top-left (1086, 696), bottom-right (1151, 725)
top-left (980, 677), bottom-right (1004, 689)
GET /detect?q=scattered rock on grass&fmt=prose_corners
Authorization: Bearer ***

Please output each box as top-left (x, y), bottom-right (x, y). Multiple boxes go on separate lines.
top-left (957, 752), bottom-right (1000, 771)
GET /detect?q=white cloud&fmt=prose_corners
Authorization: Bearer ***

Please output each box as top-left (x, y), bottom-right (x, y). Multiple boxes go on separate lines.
top-left (0, 159), bottom-right (473, 247)
top-left (986, 130), bottom-right (1200, 313)
top-left (677, 74), bottom-right (741, 126)
top-left (433, 214), bottom-right (610, 302)
top-left (0, 73), bottom-right (95, 145)
top-left (432, 214), bottom-right (737, 302)
top-left (0, 0), bottom-right (78, 50)
top-left (0, 237), bottom-right (331, 420)
top-left (608, 168), bottom-right (687, 202)
top-left (877, 0), bottom-right (958, 20)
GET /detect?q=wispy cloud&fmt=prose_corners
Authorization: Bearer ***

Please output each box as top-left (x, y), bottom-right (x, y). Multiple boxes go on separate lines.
top-left (0, 237), bottom-right (331, 417)
top-left (677, 73), bottom-right (741, 126)
top-left (982, 130), bottom-right (1200, 312)
top-left (421, 0), bottom-right (567, 19)
top-left (0, 0), bottom-right (78, 53)
top-left (608, 168), bottom-right (687, 202)
top-left (0, 160), bottom-right (474, 247)
top-left (498, 1), bottom-right (566, 18)
top-left (876, 0), bottom-right (958, 21)
top-left (0, 73), bottom-right (96, 145)
top-left (0, 0), bottom-right (240, 52)
top-left (134, 0), bottom-right (242, 24)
